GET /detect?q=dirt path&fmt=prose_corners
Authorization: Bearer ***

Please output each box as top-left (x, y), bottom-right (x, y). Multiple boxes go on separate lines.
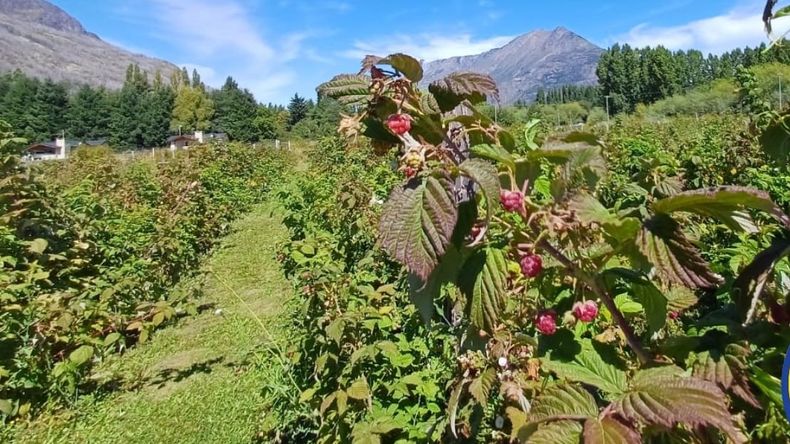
top-left (11, 203), bottom-right (294, 444)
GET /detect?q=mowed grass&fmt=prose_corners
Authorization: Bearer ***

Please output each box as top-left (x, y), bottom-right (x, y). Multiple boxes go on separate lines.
top-left (8, 203), bottom-right (296, 444)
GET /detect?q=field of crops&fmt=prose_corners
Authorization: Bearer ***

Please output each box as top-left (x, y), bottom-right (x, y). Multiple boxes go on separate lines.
top-left (2, 52), bottom-right (790, 444)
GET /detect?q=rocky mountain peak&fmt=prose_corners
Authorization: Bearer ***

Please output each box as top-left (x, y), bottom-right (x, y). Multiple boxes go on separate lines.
top-left (0, 0), bottom-right (87, 34)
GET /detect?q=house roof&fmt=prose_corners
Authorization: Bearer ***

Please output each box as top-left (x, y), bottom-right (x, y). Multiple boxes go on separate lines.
top-left (166, 135), bottom-right (196, 143)
top-left (27, 143), bottom-right (60, 154)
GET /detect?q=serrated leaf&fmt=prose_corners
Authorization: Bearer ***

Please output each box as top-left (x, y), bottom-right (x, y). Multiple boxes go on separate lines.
top-left (471, 143), bottom-right (515, 169)
top-left (459, 248), bottom-right (508, 333)
top-left (69, 345), bottom-right (94, 366)
top-left (380, 53), bottom-right (423, 83)
top-left (637, 214), bottom-right (723, 289)
top-left (419, 92), bottom-right (442, 115)
top-left (104, 332), bottom-right (122, 346)
top-left (612, 368), bottom-right (746, 444)
top-left (429, 72), bottom-right (499, 111)
top-left (692, 344), bottom-right (759, 408)
top-left (524, 420), bottom-right (583, 444)
top-left (583, 416), bottom-right (641, 444)
top-left (542, 340), bottom-right (628, 397)
top-left (379, 176), bottom-right (458, 280)
top-left (469, 367), bottom-right (497, 407)
top-left (732, 236), bottom-right (790, 320)
top-left (459, 158), bottom-right (500, 225)
top-left (317, 74), bottom-right (371, 106)
top-left (347, 379), bottom-right (370, 400)
top-left (529, 384), bottom-right (598, 424)
top-left (652, 186), bottom-right (790, 232)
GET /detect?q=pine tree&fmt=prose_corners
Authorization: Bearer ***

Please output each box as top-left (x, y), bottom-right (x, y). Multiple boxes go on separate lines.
top-left (212, 76), bottom-right (259, 142)
top-left (141, 72), bottom-right (175, 147)
top-left (68, 85), bottom-right (111, 140)
top-left (287, 93), bottom-right (309, 128)
top-left (110, 64), bottom-right (149, 148)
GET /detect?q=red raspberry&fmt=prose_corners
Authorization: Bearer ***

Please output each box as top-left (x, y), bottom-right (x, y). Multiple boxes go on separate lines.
top-left (536, 310), bottom-right (557, 335)
top-left (404, 166), bottom-right (417, 178)
top-left (499, 190), bottom-right (524, 213)
top-left (572, 300), bottom-right (599, 323)
top-left (386, 114), bottom-right (412, 135)
top-left (520, 254), bottom-right (543, 278)
top-left (668, 311), bottom-right (680, 320)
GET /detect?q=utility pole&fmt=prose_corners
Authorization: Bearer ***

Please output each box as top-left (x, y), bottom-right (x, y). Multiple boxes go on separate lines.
top-left (604, 95), bottom-right (611, 129)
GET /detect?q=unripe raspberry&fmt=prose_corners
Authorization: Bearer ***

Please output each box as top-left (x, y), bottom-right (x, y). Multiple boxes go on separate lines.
top-left (499, 190), bottom-right (524, 213)
top-left (404, 152), bottom-right (422, 169)
top-left (520, 254), bottom-right (543, 278)
top-left (572, 300), bottom-right (599, 323)
top-left (535, 310), bottom-right (557, 335)
top-left (386, 114), bottom-right (412, 135)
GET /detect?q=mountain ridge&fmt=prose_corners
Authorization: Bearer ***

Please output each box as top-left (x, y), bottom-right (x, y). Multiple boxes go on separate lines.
top-left (423, 27), bottom-right (603, 104)
top-left (0, 0), bottom-right (179, 89)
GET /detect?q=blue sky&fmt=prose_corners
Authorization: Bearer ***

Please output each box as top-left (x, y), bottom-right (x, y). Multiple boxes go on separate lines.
top-left (51, 0), bottom-right (781, 104)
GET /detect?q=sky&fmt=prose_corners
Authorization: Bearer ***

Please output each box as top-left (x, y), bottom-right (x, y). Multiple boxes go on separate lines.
top-left (50, 0), bottom-right (788, 105)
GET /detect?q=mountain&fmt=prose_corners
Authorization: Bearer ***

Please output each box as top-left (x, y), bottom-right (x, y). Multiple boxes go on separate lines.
top-left (422, 28), bottom-right (603, 105)
top-left (0, 0), bottom-right (178, 88)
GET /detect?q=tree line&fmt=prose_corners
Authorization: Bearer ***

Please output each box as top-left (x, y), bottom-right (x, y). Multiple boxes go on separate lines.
top-left (596, 42), bottom-right (790, 113)
top-left (0, 64), bottom-right (334, 148)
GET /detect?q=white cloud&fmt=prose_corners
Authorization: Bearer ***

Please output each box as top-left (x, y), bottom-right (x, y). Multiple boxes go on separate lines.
top-left (341, 33), bottom-right (515, 63)
top-left (616, 3), bottom-right (790, 54)
top-left (118, 0), bottom-right (329, 103)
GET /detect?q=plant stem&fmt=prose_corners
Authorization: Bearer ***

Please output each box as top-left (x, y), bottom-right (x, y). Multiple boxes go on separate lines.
top-left (537, 240), bottom-right (653, 365)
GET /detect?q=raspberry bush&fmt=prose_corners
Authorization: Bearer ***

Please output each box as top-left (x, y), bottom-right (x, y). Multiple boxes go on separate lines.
top-left (317, 50), bottom-right (790, 442)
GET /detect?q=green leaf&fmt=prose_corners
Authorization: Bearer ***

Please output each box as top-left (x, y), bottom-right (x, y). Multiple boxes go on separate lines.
top-left (408, 246), bottom-right (466, 325)
top-left (316, 74), bottom-right (371, 106)
top-left (347, 379), bottom-right (370, 400)
top-left (459, 158), bottom-right (500, 225)
top-left (542, 340), bottom-right (628, 397)
top-left (612, 368), bottom-right (746, 444)
top-left (28, 238), bottom-right (48, 254)
top-left (471, 143), bottom-right (515, 169)
top-left (529, 384), bottom-right (598, 423)
top-left (0, 399), bottom-right (13, 415)
top-left (605, 269), bottom-right (668, 334)
top-left (468, 367), bottom-right (497, 407)
top-left (429, 72), bottom-right (499, 112)
top-left (448, 379), bottom-right (469, 438)
top-left (459, 248), bottom-right (508, 333)
top-left (774, 5), bottom-right (790, 20)
top-left (637, 214), bottom-right (723, 289)
top-left (759, 116), bottom-right (790, 166)
top-left (750, 365), bottom-right (783, 408)
top-left (583, 416), bottom-right (641, 444)
top-left (732, 236), bottom-right (790, 319)
top-left (651, 186), bottom-right (790, 232)
top-left (326, 319), bottom-right (345, 345)
top-left (568, 193), bottom-right (640, 242)
top-left (524, 421), bottom-right (583, 444)
top-left (69, 345), bottom-right (94, 366)
top-left (104, 332), bottom-right (122, 346)
top-left (379, 176), bottom-right (458, 280)
top-left (380, 53), bottom-right (423, 83)
top-left (692, 344), bottom-right (759, 408)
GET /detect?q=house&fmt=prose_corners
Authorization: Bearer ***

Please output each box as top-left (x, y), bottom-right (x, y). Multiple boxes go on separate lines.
top-left (167, 134), bottom-right (197, 150)
top-left (168, 131), bottom-right (228, 151)
top-left (25, 137), bottom-right (75, 161)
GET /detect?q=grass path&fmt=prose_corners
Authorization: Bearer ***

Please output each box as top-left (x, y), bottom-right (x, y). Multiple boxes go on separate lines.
top-left (10, 202), bottom-right (294, 444)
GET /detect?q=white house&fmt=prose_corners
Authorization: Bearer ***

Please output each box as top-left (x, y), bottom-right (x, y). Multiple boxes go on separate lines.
top-left (168, 131), bottom-right (228, 151)
top-left (26, 137), bottom-right (72, 161)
